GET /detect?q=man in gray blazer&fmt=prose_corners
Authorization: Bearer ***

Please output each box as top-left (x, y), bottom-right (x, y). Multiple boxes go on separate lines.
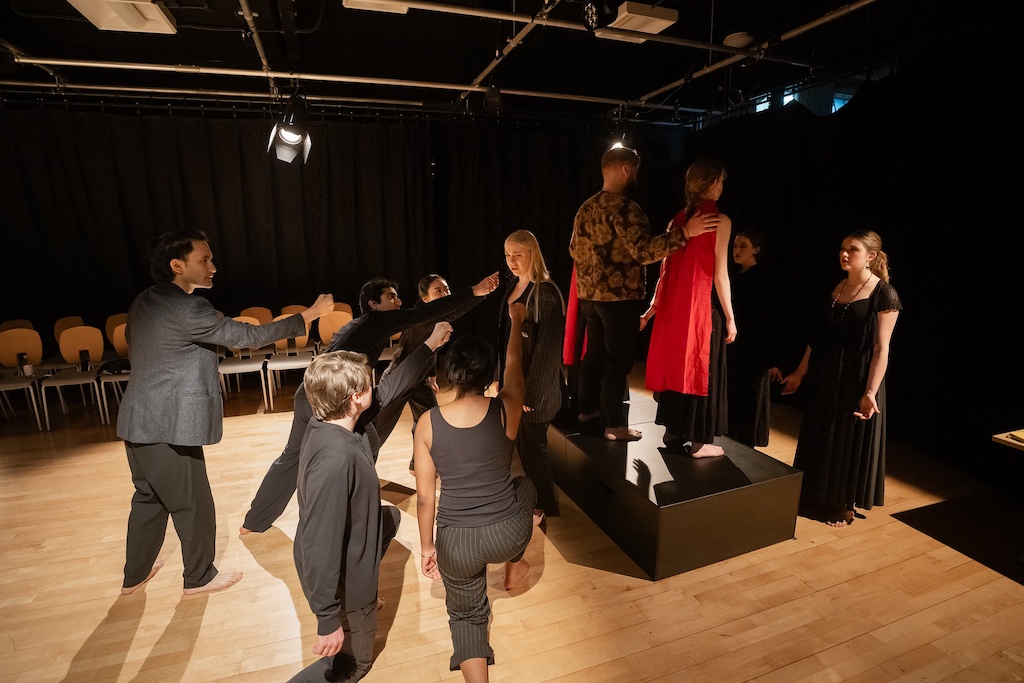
top-left (117, 229), bottom-right (333, 595)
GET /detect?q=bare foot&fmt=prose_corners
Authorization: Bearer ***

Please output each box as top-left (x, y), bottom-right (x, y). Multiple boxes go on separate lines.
top-left (238, 526), bottom-right (251, 535)
top-left (183, 570), bottom-right (243, 595)
top-left (121, 558), bottom-right (165, 595)
top-left (504, 559), bottom-right (530, 590)
top-left (605, 427), bottom-right (642, 441)
top-left (532, 510), bottom-right (545, 527)
top-left (376, 597), bottom-right (385, 610)
top-left (690, 443), bottom-right (724, 458)
top-left (826, 509), bottom-right (855, 528)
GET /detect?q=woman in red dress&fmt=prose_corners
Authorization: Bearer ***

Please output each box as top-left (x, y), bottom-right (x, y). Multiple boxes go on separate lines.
top-left (644, 159), bottom-right (737, 457)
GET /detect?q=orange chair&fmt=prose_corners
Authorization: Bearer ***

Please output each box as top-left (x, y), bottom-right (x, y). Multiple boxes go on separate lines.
top-left (39, 325), bottom-right (105, 430)
top-left (0, 319), bottom-right (34, 332)
top-left (38, 315), bottom-right (85, 374)
top-left (217, 316), bottom-right (269, 410)
top-left (265, 315), bottom-right (315, 410)
top-left (281, 304), bottom-right (307, 316)
top-left (239, 306), bottom-right (273, 325)
top-left (315, 310), bottom-right (353, 353)
top-left (98, 322), bottom-right (131, 425)
top-left (0, 328), bottom-right (44, 431)
top-left (333, 302), bottom-right (354, 316)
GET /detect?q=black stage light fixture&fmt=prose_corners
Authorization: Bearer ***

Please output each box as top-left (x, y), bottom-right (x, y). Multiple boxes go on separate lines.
top-left (582, 0), bottom-right (613, 31)
top-left (268, 91), bottom-right (312, 163)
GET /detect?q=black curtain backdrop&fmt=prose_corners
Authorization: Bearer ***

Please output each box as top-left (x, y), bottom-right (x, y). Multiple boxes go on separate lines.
top-left (0, 112), bottom-right (436, 333)
top-left (1, 19), bottom-right (1019, 492)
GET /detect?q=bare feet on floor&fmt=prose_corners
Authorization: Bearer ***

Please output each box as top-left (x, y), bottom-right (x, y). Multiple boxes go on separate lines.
top-left (183, 570), bottom-right (243, 595)
top-left (377, 597), bottom-right (385, 610)
top-left (605, 427), bottom-right (642, 441)
top-left (238, 526), bottom-right (251, 535)
top-left (504, 559), bottom-right (530, 590)
top-left (121, 558), bottom-right (165, 595)
top-left (690, 443), bottom-right (725, 458)
top-left (826, 509), bottom-right (855, 528)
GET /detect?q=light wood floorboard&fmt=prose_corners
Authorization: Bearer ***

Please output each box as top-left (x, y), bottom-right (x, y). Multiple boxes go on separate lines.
top-left (2, 365), bottom-right (1023, 682)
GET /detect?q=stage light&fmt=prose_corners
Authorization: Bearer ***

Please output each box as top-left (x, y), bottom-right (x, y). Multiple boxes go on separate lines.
top-left (268, 91), bottom-right (312, 163)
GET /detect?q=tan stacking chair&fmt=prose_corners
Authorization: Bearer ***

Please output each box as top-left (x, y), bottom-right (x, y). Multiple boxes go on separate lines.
top-left (98, 322), bottom-right (131, 425)
top-left (239, 306), bottom-right (273, 325)
top-left (37, 315), bottom-right (84, 374)
top-left (239, 307), bottom-right (276, 357)
top-left (281, 304), bottom-right (307, 316)
top-left (0, 319), bottom-right (34, 333)
top-left (217, 315), bottom-right (269, 411)
top-left (314, 309), bottom-right (352, 354)
top-left (332, 302), bottom-right (354, 316)
top-left (0, 328), bottom-right (44, 431)
top-left (39, 325), bottom-right (105, 430)
top-left (265, 315), bottom-right (315, 410)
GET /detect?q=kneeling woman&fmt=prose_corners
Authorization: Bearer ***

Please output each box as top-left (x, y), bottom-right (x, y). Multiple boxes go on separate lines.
top-left (414, 302), bottom-right (536, 683)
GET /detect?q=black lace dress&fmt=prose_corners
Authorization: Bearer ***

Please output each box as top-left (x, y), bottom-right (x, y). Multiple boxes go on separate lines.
top-left (793, 282), bottom-right (902, 511)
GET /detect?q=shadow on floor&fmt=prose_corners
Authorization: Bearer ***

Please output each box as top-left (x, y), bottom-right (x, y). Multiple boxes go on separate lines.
top-left (892, 489), bottom-right (1024, 587)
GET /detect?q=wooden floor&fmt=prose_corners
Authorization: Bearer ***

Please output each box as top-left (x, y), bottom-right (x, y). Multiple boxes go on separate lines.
top-left (2, 366), bottom-right (1024, 683)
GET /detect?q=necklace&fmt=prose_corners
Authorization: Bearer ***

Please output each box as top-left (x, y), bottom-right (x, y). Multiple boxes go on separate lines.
top-left (830, 277), bottom-right (869, 324)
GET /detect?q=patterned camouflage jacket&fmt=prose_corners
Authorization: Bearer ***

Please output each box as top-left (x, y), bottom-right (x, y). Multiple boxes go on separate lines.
top-left (569, 190), bottom-right (685, 301)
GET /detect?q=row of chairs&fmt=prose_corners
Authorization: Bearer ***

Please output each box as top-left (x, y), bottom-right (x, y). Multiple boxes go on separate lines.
top-left (0, 322), bottom-right (129, 431)
top-left (219, 304), bottom-right (356, 412)
top-left (0, 302), bottom-right (358, 431)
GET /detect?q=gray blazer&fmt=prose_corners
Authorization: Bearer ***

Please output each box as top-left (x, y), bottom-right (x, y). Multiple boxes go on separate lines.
top-left (117, 282), bottom-right (306, 446)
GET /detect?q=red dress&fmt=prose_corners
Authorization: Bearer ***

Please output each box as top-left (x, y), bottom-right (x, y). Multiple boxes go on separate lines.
top-left (645, 199), bottom-right (718, 396)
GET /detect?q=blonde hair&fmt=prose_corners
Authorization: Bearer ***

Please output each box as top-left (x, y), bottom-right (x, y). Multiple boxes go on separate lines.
top-left (304, 351), bottom-right (372, 421)
top-left (504, 229), bottom-right (565, 319)
top-left (684, 159), bottom-right (726, 214)
top-left (845, 229), bottom-right (891, 283)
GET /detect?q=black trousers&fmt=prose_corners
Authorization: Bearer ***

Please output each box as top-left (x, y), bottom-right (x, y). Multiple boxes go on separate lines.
top-left (123, 441), bottom-right (218, 589)
top-left (517, 421), bottom-right (559, 515)
top-left (242, 385), bottom-right (313, 532)
top-left (287, 506), bottom-right (401, 683)
top-left (577, 299), bottom-right (643, 428)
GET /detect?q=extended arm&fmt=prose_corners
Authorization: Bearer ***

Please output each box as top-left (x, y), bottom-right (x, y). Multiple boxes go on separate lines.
top-left (780, 345), bottom-right (812, 395)
top-left (375, 322), bottom-right (452, 408)
top-left (855, 309), bottom-right (899, 419)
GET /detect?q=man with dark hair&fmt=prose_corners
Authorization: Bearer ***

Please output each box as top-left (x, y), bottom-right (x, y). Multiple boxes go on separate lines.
top-left (569, 145), bottom-right (719, 441)
top-left (117, 229), bottom-right (333, 595)
top-left (357, 277), bottom-right (399, 316)
top-left (240, 271), bottom-right (499, 534)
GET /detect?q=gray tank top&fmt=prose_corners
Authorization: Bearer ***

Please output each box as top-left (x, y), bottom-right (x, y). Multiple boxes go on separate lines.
top-left (430, 398), bottom-right (518, 527)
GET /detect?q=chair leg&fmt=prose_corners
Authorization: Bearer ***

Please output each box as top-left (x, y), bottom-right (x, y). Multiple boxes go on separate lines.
top-left (27, 385), bottom-right (42, 432)
top-left (260, 370), bottom-right (270, 412)
top-left (42, 386), bottom-right (52, 431)
top-left (56, 386), bottom-right (68, 415)
top-left (99, 382), bottom-right (110, 426)
top-left (92, 382), bottom-right (104, 423)
top-left (1, 392), bottom-right (11, 419)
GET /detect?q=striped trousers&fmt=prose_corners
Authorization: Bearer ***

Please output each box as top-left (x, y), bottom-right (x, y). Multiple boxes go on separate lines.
top-left (436, 476), bottom-right (536, 671)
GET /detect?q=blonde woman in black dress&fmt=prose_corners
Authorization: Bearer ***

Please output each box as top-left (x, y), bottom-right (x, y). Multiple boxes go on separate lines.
top-left (781, 230), bottom-right (901, 527)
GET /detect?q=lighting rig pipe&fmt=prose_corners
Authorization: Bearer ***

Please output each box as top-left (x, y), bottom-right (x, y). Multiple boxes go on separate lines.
top-left (641, 0), bottom-right (880, 103)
